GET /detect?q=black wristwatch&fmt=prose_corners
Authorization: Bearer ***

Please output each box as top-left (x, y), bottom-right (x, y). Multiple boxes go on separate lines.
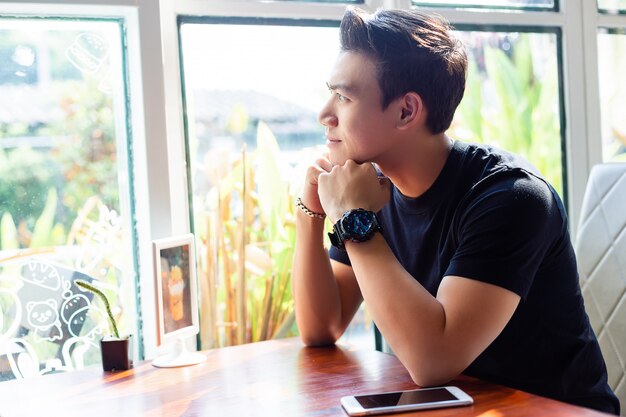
top-left (328, 208), bottom-right (382, 250)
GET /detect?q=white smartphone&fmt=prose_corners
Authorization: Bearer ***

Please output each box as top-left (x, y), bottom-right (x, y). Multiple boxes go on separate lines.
top-left (340, 386), bottom-right (473, 416)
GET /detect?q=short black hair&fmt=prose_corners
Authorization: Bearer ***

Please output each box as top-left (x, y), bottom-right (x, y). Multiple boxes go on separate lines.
top-left (340, 7), bottom-right (467, 134)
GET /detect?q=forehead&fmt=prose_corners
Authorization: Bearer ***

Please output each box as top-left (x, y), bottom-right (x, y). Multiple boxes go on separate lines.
top-left (328, 51), bottom-right (379, 95)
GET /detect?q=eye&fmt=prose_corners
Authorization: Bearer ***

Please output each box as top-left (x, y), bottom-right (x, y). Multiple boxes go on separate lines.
top-left (336, 92), bottom-right (348, 102)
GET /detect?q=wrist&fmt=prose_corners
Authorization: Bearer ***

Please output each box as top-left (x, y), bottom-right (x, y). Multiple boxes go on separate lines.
top-left (300, 187), bottom-right (325, 214)
top-left (328, 208), bottom-right (382, 250)
top-left (328, 203), bottom-right (376, 224)
top-left (296, 197), bottom-right (325, 220)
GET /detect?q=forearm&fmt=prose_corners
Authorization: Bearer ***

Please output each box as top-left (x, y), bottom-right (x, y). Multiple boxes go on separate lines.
top-left (345, 235), bottom-right (462, 385)
top-left (292, 210), bottom-right (343, 346)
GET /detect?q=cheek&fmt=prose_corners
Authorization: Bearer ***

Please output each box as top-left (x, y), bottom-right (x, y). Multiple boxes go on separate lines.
top-left (350, 123), bottom-right (383, 149)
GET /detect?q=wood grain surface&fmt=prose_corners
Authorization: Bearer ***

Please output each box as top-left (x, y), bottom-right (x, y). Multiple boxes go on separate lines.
top-left (0, 338), bottom-right (613, 417)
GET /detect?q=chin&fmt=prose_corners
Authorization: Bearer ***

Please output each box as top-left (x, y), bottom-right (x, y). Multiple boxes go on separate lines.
top-left (329, 149), bottom-right (371, 167)
top-left (329, 152), bottom-right (348, 167)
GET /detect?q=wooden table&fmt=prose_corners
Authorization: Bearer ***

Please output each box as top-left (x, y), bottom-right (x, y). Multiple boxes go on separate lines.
top-left (0, 338), bottom-right (613, 417)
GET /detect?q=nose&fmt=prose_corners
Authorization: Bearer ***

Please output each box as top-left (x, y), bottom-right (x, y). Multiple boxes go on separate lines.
top-left (318, 98), bottom-right (338, 128)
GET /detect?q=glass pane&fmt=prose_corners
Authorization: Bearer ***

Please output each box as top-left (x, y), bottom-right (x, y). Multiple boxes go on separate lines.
top-left (278, 0), bottom-right (362, 3)
top-left (0, 19), bottom-right (136, 380)
top-left (449, 30), bottom-right (563, 194)
top-left (180, 22), bottom-right (373, 350)
top-left (598, 0), bottom-right (626, 13)
top-left (598, 30), bottom-right (626, 161)
top-left (413, 0), bottom-right (554, 9)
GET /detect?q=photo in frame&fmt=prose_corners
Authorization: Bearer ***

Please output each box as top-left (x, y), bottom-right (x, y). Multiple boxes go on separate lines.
top-left (153, 233), bottom-right (199, 346)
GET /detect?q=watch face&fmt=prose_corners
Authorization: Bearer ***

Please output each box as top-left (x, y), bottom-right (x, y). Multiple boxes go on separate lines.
top-left (343, 209), bottom-right (375, 238)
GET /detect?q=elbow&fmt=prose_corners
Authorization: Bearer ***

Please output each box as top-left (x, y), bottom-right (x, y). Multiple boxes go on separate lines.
top-left (299, 333), bottom-right (337, 347)
top-left (300, 335), bottom-right (335, 347)
top-left (405, 361), bottom-right (460, 388)
top-left (409, 370), bottom-right (456, 388)
top-left (296, 316), bottom-right (343, 347)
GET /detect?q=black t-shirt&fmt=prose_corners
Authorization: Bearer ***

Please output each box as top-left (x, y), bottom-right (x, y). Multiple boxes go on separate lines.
top-left (329, 141), bottom-right (620, 414)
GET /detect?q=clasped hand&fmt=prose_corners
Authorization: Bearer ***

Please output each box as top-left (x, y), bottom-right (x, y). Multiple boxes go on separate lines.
top-left (318, 160), bottom-right (391, 223)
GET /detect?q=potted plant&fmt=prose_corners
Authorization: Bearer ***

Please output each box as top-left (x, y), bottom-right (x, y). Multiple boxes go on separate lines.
top-left (75, 280), bottom-right (133, 371)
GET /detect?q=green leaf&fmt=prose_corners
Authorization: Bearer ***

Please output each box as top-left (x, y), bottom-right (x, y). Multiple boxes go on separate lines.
top-left (254, 122), bottom-right (288, 242)
top-left (513, 35), bottom-right (533, 95)
top-left (1, 212), bottom-right (18, 250)
top-left (456, 58), bottom-right (483, 141)
top-left (484, 46), bottom-right (532, 152)
top-left (30, 188), bottom-right (58, 248)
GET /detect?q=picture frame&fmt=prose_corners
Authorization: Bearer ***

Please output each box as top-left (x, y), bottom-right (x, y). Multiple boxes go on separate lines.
top-left (153, 233), bottom-right (199, 346)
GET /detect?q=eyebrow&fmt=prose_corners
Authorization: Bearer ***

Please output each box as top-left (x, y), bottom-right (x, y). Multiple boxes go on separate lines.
top-left (326, 82), bottom-right (358, 96)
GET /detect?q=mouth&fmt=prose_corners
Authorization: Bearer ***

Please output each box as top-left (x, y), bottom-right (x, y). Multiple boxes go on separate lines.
top-left (326, 136), bottom-right (341, 144)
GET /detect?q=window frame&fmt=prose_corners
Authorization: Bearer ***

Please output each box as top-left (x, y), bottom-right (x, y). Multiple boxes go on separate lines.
top-left (411, 1), bottom-right (558, 12)
top-left (0, 0), bottom-right (172, 361)
top-left (4, 0), bottom-right (626, 356)
top-left (164, 0), bottom-right (601, 236)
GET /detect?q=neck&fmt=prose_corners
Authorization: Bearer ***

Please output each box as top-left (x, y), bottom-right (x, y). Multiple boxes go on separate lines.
top-left (376, 132), bottom-right (453, 198)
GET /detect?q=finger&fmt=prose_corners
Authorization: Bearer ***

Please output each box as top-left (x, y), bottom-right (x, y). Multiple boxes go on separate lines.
top-left (316, 156), bottom-right (333, 173)
top-left (317, 172), bottom-right (329, 187)
top-left (306, 164), bottom-right (327, 184)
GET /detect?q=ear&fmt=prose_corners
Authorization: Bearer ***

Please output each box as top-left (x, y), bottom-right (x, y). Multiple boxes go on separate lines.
top-left (396, 92), bottom-right (424, 129)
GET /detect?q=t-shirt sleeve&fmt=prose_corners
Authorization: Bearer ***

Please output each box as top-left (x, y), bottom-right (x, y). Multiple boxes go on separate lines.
top-left (445, 171), bottom-right (562, 299)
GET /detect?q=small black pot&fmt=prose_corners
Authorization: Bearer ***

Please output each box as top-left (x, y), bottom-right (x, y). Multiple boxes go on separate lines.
top-left (100, 335), bottom-right (133, 371)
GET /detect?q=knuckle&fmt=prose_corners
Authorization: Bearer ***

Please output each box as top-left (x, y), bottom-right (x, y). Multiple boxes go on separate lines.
top-left (306, 165), bottom-right (320, 175)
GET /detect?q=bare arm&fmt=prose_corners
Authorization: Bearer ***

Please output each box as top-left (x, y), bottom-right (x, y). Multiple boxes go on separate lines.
top-left (292, 211), bottom-right (362, 346)
top-left (317, 161), bottom-right (521, 386)
top-left (345, 234), bottom-right (520, 386)
top-left (292, 156), bottom-right (362, 346)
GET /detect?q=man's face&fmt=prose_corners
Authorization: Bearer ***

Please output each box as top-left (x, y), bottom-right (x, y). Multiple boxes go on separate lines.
top-left (319, 51), bottom-right (400, 166)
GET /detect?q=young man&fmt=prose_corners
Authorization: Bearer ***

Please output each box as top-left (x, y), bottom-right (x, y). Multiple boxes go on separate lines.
top-left (292, 7), bottom-right (620, 415)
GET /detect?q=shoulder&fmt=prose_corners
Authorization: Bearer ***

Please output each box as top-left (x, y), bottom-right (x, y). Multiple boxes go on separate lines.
top-left (452, 141), bottom-right (558, 214)
top-left (457, 168), bottom-right (565, 239)
top-left (451, 141), bottom-right (545, 194)
top-left (473, 169), bottom-right (554, 208)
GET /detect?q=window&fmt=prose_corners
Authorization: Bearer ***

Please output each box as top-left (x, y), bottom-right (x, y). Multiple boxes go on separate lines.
top-left (0, 17), bottom-right (137, 380)
top-left (180, 19), bottom-right (376, 349)
top-left (179, 20), bottom-right (355, 348)
top-left (278, 0), bottom-right (363, 3)
top-left (178, 13), bottom-right (564, 351)
top-left (598, 0), bottom-right (626, 13)
top-left (412, 0), bottom-right (555, 10)
top-left (2, 0), bottom-right (617, 359)
top-left (450, 29), bottom-right (563, 194)
top-left (597, 30), bottom-right (626, 161)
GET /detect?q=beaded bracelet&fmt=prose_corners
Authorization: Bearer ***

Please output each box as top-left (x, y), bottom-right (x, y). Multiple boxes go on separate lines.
top-left (296, 197), bottom-right (326, 219)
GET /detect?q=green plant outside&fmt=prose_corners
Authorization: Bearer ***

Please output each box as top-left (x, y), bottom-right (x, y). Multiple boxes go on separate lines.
top-left (452, 34), bottom-right (563, 195)
top-left (195, 122), bottom-right (298, 349)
